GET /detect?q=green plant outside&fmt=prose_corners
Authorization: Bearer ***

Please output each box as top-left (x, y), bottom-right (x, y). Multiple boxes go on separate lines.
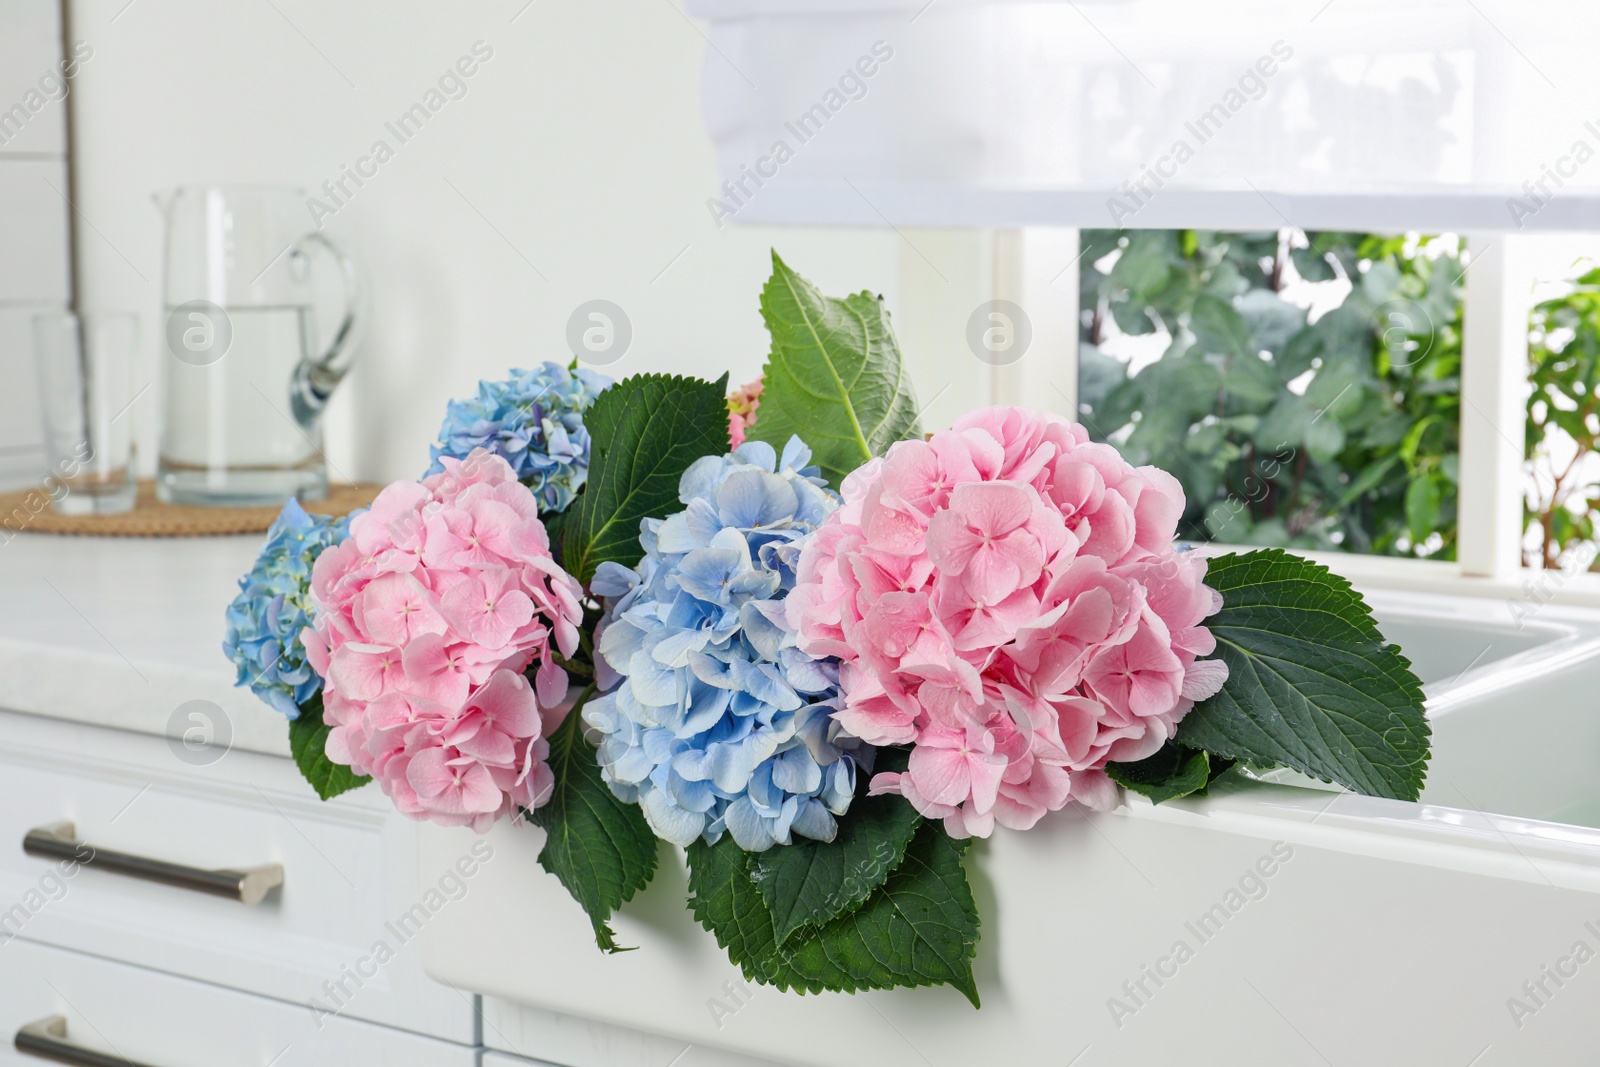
top-left (1526, 268), bottom-right (1600, 569)
top-left (1078, 229), bottom-right (1463, 559)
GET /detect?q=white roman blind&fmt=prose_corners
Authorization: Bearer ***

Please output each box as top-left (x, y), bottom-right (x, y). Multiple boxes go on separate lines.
top-left (687, 0), bottom-right (1600, 231)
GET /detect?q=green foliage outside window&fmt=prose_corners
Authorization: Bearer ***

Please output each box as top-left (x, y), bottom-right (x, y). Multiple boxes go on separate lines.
top-left (1526, 270), bottom-right (1600, 570)
top-left (1077, 229), bottom-right (1464, 559)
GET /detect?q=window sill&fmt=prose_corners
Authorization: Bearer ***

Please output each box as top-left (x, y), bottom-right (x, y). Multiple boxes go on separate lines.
top-left (1196, 542), bottom-right (1600, 612)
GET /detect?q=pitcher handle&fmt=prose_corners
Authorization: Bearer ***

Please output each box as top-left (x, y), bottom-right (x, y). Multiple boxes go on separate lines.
top-left (288, 232), bottom-right (365, 427)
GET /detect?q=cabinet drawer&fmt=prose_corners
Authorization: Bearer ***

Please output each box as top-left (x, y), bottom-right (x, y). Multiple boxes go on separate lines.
top-left (0, 710), bottom-right (475, 1043)
top-left (480, 996), bottom-right (784, 1067)
top-left (0, 938), bottom-right (476, 1066)
top-left (481, 1055), bottom-right (562, 1067)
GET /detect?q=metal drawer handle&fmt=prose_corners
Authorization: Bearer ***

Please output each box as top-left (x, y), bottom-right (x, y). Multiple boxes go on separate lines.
top-left (15, 1015), bottom-right (160, 1067)
top-left (22, 821), bottom-right (283, 906)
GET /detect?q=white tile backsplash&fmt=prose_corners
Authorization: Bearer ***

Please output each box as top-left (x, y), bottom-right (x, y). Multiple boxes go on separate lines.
top-left (0, 3), bottom-right (78, 489)
top-left (0, 308), bottom-right (47, 459)
top-left (0, 158), bottom-right (72, 303)
top-left (0, 0), bottom-right (67, 157)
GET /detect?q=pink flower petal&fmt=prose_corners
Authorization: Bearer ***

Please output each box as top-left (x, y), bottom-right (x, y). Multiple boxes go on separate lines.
top-left (786, 407), bottom-right (1214, 840)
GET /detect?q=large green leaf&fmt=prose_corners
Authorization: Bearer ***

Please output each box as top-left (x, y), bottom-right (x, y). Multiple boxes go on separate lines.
top-left (1178, 549), bottom-right (1431, 800)
top-left (288, 693), bottom-right (370, 801)
top-left (748, 750), bottom-right (921, 946)
top-left (749, 252), bottom-right (922, 487)
top-left (531, 702), bottom-right (659, 953)
top-left (685, 833), bottom-right (791, 977)
top-left (560, 373), bottom-right (729, 583)
top-left (687, 823), bottom-right (981, 1008)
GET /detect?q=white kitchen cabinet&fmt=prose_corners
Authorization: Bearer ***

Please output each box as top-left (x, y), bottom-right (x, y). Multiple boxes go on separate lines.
top-left (0, 938), bottom-right (477, 1066)
top-left (479, 996), bottom-right (784, 1067)
top-left (0, 535), bottom-right (489, 1062)
top-left (0, 708), bottom-right (477, 1044)
top-left (0, 536), bottom-right (318, 760)
top-left (480, 1054), bottom-right (564, 1067)
top-left (423, 589), bottom-right (1600, 1066)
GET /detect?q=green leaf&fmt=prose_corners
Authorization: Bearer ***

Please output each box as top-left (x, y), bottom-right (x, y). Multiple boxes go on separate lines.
top-left (1221, 352), bottom-right (1280, 407)
top-left (776, 824), bottom-right (981, 1007)
top-left (688, 823), bottom-right (981, 1008)
top-left (1292, 244), bottom-right (1336, 282)
top-left (560, 373), bottom-right (729, 582)
top-left (1338, 454), bottom-right (1400, 506)
top-left (531, 700), bottom-right (659, 953)
top-left (1303, 417), bottom-right (1346, 462)
top-left (1236, 288), bottom-right (1307, 355)
top-left (1111, 297), bottom-right (1160, 336)
top-left (1189, 293), bottom-right (1250, 359)
top-left (1276, 325), bottom-right (1325, 381)
top-left (1177, 549), bottom-right (1431, 801)
top-left (1361, 260), bottom-right (1403, 305)
top-left (1107, 743), bottom-right (1213, 804)
top-left (1110, 233), bottom-right (1173, 298)
top-left (685, 833), bottom-right (790, 972)
top-left (749, 251), bottom-right (922, 487)
top-left (748, 751), bottom-right (921, 946)
top-left (541, 507), bottom-right (568, 561)
top-left (288, 693), bottom-right (370, 801)
top-left (1405, 475), bottom-right (1441, 543)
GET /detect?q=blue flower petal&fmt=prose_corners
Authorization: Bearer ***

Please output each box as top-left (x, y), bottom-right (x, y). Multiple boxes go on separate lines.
top-left (673, 547), bottom-right (749, 604)
top-left (591, 560), bottom-right (640, 599)
top-left (731, 439), bottom-right (777, 472)
top-left (724, 795), bottom-right (778, 851)
top-left (582, 434), bottom-right (871, 849)
top-left (222, 500), bottom-right (353, 718)
top-left (789, 797), bottom-right (837, 842)
top-left (771, 745), bottom-right (823, 794)
top-left (642, 788), bottom-right (706, 846)
top-left (425, 360), bottom-right (611, 513)
top-left (777, 435), bottom-right (812, 475)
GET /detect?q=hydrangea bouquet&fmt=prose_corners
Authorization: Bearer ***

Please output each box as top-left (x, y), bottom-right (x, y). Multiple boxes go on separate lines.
top-left (225, 254), bottom-right (1429, 1004)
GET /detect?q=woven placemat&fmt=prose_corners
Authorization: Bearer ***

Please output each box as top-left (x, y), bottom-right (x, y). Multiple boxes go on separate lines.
top-left (0, 480), bottom-right (383, 537)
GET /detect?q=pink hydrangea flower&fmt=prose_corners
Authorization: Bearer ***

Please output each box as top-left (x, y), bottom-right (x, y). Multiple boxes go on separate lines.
top-left (303, 449), bottom-right (584, 831)
top-left (787, 407), bottom-right (1228, 839)
top-left (727, 378), bottom-right (764, 448)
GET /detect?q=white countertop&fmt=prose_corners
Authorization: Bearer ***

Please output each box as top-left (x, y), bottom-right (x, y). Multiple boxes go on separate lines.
top-left (9, 530), bottom-right (1600, 768)
top-left (0, 532), bottom-right (293, 757)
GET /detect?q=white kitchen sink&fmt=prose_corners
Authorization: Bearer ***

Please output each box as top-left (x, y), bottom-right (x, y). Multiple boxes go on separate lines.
top-left (422, 587), bottom-right (1600, 1065)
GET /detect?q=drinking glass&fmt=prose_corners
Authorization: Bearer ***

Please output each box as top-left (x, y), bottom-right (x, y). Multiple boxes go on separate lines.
top-left (32, 312), bottom-right (140, 515)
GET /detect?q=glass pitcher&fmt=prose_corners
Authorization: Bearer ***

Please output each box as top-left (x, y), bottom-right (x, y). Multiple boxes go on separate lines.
top-left (154, 185), bottom-right (363, 506)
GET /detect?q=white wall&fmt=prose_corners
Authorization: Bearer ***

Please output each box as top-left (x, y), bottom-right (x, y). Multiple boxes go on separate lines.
top-left (64, 0), bottom-right (980, 484)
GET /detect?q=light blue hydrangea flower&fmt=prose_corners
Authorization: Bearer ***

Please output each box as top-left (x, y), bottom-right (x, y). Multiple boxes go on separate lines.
top-left (583, 437), bottom-right (871, 852)
top-left (426, 361), bottom-right (612, 514)
top-left (223, 500), bottom-right (353, 719)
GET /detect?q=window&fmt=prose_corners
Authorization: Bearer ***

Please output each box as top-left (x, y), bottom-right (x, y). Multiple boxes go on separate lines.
top-left (1076, 228), bottom-right (1465, 559)
top-left (1525, 241), bottom-right (1600, 571)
